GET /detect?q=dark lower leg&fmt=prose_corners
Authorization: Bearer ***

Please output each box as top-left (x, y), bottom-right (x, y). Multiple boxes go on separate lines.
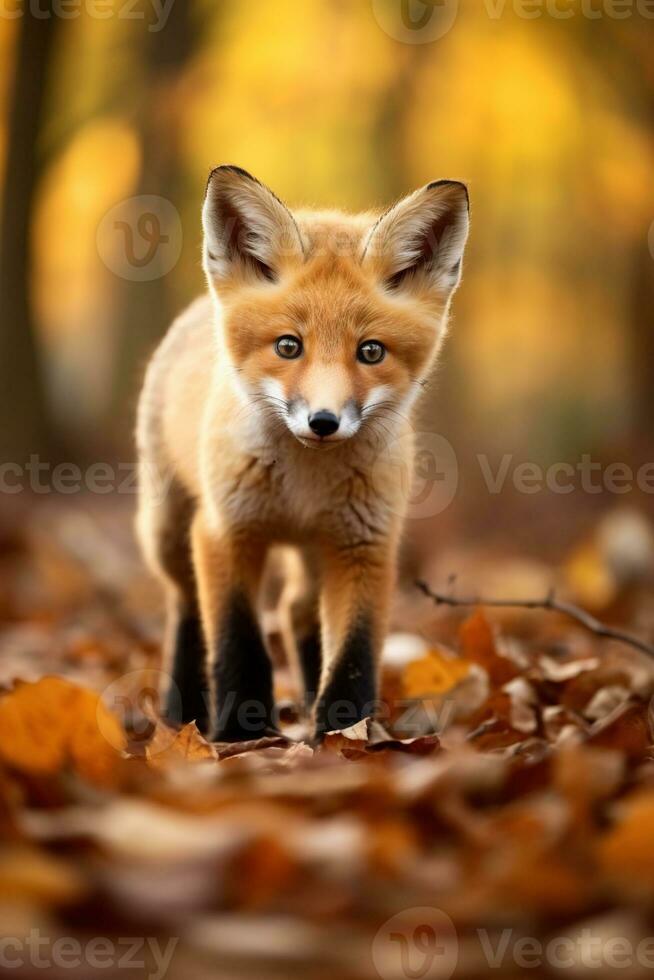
top-left (297, 628), bottom-right (322, 709)
top-left (313, 615), bottom-right (377, 738)
top-left (211, 590), bottom-right (275, 742)
top-left (162, 602), bottom-right (210, 732)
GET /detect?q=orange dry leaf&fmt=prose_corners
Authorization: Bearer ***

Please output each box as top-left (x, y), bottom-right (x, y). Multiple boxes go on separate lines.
top-left (564, 540), bottom-right (617, 611)
top-left (0, 677), bottom-right (126, 787)
top-left (402, 648), bottom-right (470, 698)
top-left (492, 853), bottom-right (589, 915)
top-left (228, 834), bottom-right (299, 907)
top-left (367, 818), bottom-right (418, 875)
top-left (599, 792), bottom-right (654, 882)
top-left (321, 718), bottom-right (373, 758)
top-left (321, 718), bottom-right (440, 758)
top-left (587, 701), bottom-right (651, 761)
top-left (146, 721), bottom-right (218, 769)
top-left (0, 845), bottom-right (86, 906)
top-left (459, 610), bottom-right (518, 687)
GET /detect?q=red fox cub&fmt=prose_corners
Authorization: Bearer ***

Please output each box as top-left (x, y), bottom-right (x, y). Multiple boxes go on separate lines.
top-left (136, 165), bottom-right (469, 741)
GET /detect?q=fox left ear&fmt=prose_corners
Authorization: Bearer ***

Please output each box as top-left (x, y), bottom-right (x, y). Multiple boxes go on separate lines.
top-left (362, 180), bottom-right (470, 297)
top-left (202, 165), bottom-right (304, 287)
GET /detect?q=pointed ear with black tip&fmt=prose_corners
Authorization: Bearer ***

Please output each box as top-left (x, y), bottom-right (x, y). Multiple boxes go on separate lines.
top-left (202, 165), bottom-right (305, 288)
top-left (362, 180), bottom-right (469, 299)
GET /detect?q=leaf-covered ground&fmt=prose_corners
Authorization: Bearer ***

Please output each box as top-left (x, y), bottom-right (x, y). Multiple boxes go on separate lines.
top-left (2, 500), bottom-right (654, 979)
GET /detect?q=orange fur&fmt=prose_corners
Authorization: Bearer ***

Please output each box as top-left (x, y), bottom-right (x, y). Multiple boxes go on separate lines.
top-left (136, 166), bottom-right (469, 740)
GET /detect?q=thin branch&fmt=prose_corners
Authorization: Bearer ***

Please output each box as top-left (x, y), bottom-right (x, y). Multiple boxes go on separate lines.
top-left (416, 579), bottom-right (654, 660)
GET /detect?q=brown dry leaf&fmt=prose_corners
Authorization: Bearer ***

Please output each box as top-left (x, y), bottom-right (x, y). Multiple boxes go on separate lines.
top-left (0, 845), bottom-right (86, 906)
top-left (465, 687), bottom-right (530, 751)
top-left (502, 677), bottom-right (539, 734)
top-left (146, 721), bottom-right (218, 769)
top-left (542, 704), bottom-right (586, 743)
top-left (538, 654), bottom-right (600, 683)
top-left (322, 717), bottom-right (440, 758)
top-left (321, 718), bottom-right (372, 758)
top-left (227, 834), bottom-right (299, 907)
top-left (553, 743), bottom-right (624, 820)
top-left (371, 733), bottom-right (441, 755)
top-left (215, 734), bottom-right (291, 760)
top-left (492, 851), bottom-right (590, 915)
top-left (459, 610), bottom-right (519, 687)
top-left (587, 700), bottom-right (651, 760)
top-left (367, 817), bottom-right (418, 874)
top-left (599, 792), bottom-right (654, 883)
top-left (0, 677), bottom-right (126, 787)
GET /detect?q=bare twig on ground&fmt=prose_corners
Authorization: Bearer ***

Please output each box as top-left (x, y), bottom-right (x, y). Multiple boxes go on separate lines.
top-left (416, 579), bottom-right (654, 659)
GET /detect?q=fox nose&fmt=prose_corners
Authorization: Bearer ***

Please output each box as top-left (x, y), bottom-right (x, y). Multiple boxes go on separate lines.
top-left (308, 410), bottom-right (340, 438)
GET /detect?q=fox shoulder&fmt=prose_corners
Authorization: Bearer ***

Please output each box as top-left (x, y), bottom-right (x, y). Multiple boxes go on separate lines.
top-left (137, 294), bottom-right (216, 496)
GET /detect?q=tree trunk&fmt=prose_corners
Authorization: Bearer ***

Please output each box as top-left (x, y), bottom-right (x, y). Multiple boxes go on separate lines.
top-left (629, 232), bottom-right (654, 447)
top-left (108, 2), bottom-right (198, 441)
top-left (0, 9), bottom-right (59, 464)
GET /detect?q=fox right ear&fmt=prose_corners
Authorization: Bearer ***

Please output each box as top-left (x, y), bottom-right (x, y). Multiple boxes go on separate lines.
top-left (202, 165), bottom-right (304, 288)
top-left (362, 180), bottom-right (470, 300)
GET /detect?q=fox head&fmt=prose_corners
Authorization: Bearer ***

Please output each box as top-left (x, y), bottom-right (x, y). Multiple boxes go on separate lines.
top-left (202, 165), bottom-right (469, 448)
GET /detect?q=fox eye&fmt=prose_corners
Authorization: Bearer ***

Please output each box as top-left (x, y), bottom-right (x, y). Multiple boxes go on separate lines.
top-left (357, 340), bottom-right (385, 365)
top-left (275, 335), bottom-right (303, 359)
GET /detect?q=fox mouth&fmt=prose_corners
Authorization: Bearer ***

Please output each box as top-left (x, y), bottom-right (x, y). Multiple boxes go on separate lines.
top-left (287, 415), bottom-right (362, 447)
top-left (258, 387), bottom-right (362, 446)
top-left (294, 433), bottom-right (347, 450)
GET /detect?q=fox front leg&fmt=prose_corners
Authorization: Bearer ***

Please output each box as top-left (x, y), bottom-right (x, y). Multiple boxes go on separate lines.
top-left (313, 539), bottom-right (397, 739)
top-left (191, 516), bottom-right (274, 741)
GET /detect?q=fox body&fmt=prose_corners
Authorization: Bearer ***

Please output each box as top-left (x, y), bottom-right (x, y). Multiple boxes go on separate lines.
top-left (136, 166), bottom-right (469, 741)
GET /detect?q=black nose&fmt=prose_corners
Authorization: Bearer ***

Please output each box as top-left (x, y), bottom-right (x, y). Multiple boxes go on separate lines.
top-left (308, 411), bottom-right (340, 438)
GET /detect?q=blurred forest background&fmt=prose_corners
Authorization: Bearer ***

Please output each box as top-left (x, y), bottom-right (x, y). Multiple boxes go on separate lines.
top-left (0, 0), bottom-right (653, 558)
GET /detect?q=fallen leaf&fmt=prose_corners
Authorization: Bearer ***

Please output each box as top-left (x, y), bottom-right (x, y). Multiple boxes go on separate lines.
top-left (0, 677), bottom-right (126, 787)
top-left (146, 721), bottom-right (218, 769)
top-left (587, 700), bottom-right (651, 760)
top-left (402, 647), bottom-right (470, 698)
top-left (459, 610), bottom-right (519, 687)
top-left (215, 735), bottom-right (291, 760)
top-left (599, 792), bottom-right (654, 883)
top-left (321, 717), bottom-right (440, 758)
top-left (0, 845), bottom-right (86, 905)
